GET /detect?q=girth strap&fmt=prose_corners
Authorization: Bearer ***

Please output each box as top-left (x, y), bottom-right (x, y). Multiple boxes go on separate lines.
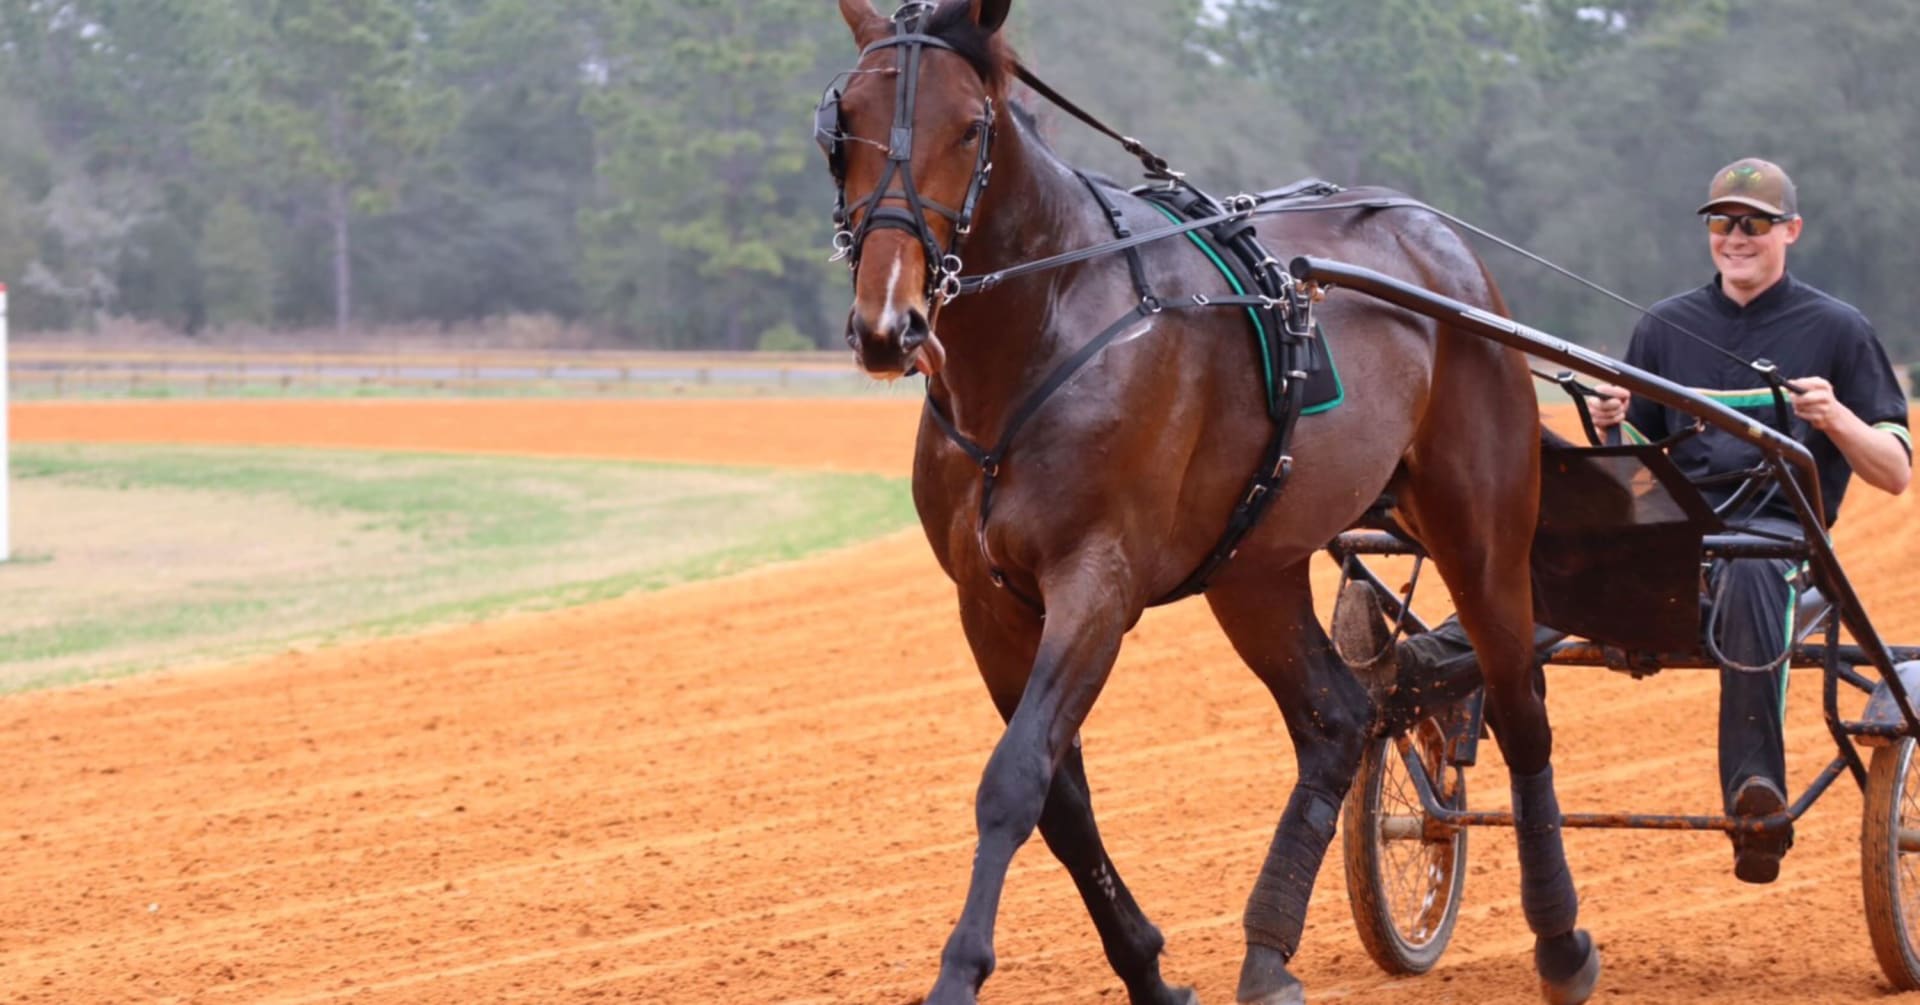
top-left (1155, 345), bottom-right (1306, 604)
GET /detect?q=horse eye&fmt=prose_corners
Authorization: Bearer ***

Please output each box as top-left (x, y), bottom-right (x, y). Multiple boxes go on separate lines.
top-left (961, 122), bottom-right (985, 145)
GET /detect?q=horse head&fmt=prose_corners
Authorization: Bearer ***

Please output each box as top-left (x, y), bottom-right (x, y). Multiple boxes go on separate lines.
top-left (819, 0), bottom-right (1013, 378)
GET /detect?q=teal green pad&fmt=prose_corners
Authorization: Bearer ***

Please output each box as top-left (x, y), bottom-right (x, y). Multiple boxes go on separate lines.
top-left (1145, 203), bottom-right (1344, 415)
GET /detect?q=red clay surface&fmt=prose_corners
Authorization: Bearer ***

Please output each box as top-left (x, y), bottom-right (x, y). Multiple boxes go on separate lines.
top-left (13, 398), bottom-right (919, 475)
top-left (6, 398), bottom-right (1920, 1004)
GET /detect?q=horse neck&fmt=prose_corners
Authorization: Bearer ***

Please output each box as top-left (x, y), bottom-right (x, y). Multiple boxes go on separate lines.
top-left (931, 114), bottom-right (1110, 427)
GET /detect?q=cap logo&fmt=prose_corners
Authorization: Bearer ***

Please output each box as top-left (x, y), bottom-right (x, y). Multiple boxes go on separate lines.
top-left (1725, 165), bottom-right (1764, 191)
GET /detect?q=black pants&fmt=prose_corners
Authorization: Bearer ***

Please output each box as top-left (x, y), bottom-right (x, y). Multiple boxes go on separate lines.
top-left (1404, 546), bottom-right (1798, 814)
top-left (1705, 549), bottom-right (1799, 812)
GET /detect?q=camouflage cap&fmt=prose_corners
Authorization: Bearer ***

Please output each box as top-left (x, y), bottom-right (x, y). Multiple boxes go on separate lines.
top-left (1697, 158), bottom-right (1798, 217)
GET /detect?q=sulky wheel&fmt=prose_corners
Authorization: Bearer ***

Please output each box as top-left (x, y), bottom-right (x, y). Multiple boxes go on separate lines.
top-left (1342, 716), bottom-right (1468, 976)
top-left (1862, 736), bottom-right (1920, 990)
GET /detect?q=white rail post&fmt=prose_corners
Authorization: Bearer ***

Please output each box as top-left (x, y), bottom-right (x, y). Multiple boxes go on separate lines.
top-left (1, 281), bottom-right (9, 563)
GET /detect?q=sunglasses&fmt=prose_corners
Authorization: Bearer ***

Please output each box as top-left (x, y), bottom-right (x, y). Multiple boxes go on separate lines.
top-left (1704, 212), bottom-right (1795, 237)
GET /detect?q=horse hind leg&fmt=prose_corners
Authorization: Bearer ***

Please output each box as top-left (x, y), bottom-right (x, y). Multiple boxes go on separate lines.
top-left (1399, 365), bottom-right (1600, 1005)
top-left (1205, 563), bottom-right (1373, 1005)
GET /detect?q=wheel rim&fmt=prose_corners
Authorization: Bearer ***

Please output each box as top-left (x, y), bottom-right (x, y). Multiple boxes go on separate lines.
top-left (1898, 742), bottom-right (1920, 952)
top-left (1374, 720), bottom-right (1461, 949)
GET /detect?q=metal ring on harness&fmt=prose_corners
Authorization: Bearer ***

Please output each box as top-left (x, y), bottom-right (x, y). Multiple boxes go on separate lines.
top-left (829, 230), bottom-right (856, 263)
top-left (937, 254), bottom-right (965, 304)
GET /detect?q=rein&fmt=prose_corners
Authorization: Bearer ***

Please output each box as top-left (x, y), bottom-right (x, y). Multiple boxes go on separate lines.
top-left (962, 61), bottom-right (1806, 433)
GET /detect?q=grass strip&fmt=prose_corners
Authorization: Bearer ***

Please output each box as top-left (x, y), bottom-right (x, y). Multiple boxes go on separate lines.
top-left (0, 444), bottom-right (915, 692)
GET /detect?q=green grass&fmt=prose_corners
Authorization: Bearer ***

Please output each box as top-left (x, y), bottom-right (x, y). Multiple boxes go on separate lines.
top-left (0, 444), bottom-right (916, 692)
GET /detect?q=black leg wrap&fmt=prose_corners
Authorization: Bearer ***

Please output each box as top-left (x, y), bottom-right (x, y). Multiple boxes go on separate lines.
top-left (1243, 786), bottom-right (1340, 956)
top-left (1511, 765), bottom-right (1579, 937)
top-left (1536, 928), bottom-right (1596, 985)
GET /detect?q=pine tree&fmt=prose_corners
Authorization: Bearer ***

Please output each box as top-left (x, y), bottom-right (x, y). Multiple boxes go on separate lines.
top-left (205, 0), bottom-right (454, 335)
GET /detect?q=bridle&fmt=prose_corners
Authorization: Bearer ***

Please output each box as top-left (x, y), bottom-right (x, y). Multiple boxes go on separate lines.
top-left (814, 2), bottom-right (996, 306)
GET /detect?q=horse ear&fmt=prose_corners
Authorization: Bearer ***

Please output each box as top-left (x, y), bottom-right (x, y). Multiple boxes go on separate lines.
top-left (839, 0), bottom-right (888, 46)
top-left (972, 0), bottom-right (1012, 33)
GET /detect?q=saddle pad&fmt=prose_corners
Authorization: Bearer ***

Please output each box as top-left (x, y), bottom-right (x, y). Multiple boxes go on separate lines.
top-left (1144, 201), bottom-right (1343, 416)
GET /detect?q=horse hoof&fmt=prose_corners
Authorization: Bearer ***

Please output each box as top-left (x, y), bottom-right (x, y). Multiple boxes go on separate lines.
top-left (1132, 985), bottom-right (1200, 1005)
top-left (1239, 984), bottom-right (1304, 1005)
top-left (1236, 943), bottom-right (1306, 1005)
top-left (1537, 930), bottom-right (1601, 1005)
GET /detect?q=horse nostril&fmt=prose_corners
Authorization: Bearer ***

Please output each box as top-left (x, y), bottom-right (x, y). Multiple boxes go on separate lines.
top-left (846, 310), bottom-right (873, 348)
top-left (899, 309), bottom-right (930, 353)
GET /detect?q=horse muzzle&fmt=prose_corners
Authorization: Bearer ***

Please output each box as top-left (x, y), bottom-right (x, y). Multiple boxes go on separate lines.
top-left (847, 305), bottom-right (945, 378)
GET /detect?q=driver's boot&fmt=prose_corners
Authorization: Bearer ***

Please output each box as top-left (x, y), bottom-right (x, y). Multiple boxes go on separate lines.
top-left (1336, 600), bottom-right (1560, 736)
top-left (1331, 580), bottom-right (1400, 697)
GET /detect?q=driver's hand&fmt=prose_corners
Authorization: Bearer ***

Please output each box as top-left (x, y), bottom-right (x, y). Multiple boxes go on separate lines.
top-left (1587, 384), bottom-right (1631, 429)
top-left (1788, 376), bottom-right (1849, 431)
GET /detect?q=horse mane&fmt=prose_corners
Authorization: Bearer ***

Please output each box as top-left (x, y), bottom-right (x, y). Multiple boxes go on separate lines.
top-left (924, 2), bottom-right (1016, 94)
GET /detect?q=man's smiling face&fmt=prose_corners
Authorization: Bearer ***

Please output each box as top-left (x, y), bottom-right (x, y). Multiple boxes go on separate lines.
top-left (1706, 204), bottom-right (1801, 304)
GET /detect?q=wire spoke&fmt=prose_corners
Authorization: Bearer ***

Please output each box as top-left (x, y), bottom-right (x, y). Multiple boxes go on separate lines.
top-left (1376, 725), bottom-right (1455, 947)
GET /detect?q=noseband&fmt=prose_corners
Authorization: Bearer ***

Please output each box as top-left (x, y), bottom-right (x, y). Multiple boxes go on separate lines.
top-left (815, 2), bottom-right (996, 306)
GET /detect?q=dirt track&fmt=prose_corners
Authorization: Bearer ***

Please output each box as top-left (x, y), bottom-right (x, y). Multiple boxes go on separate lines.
top-left (6, 398), bottom-right (1920, 1004)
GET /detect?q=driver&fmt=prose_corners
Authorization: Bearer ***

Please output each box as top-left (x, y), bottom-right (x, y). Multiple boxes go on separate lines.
top-left (1344, 158), bottom-right (1912, 885)
top-left (1592, 157), bottom-right (1910, 883)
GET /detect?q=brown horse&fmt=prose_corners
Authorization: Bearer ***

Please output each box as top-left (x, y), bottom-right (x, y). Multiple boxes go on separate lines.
top-left (821, 2), bottom-right (1599, 1003)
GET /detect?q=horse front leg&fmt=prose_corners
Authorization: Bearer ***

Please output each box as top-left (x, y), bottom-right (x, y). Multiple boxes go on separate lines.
top-left (1206, 566), bottom-right (1373, 1005)
top-left (925, 564), bottom-right (1137, 1005)
top-left (1038, 741), bottom-right (1200, 1005)
top-left (941, 592), bottom-right (1197, 1005)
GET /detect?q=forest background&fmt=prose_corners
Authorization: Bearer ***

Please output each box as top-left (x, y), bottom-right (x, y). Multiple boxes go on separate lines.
top-left (0, 0), bottom-right (1912, 362)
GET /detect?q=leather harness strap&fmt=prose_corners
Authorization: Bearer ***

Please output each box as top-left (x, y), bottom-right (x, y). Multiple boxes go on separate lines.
top-left (929, 174), bottom-right (1325, 612)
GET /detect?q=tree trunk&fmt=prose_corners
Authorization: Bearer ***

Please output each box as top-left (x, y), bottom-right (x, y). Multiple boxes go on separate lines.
top-left (721, 295), bottom-right (748, 351)
top-left (330, 179), bottom-right (351, 338)
top-left (328, 94), bottom-right (351, 338)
